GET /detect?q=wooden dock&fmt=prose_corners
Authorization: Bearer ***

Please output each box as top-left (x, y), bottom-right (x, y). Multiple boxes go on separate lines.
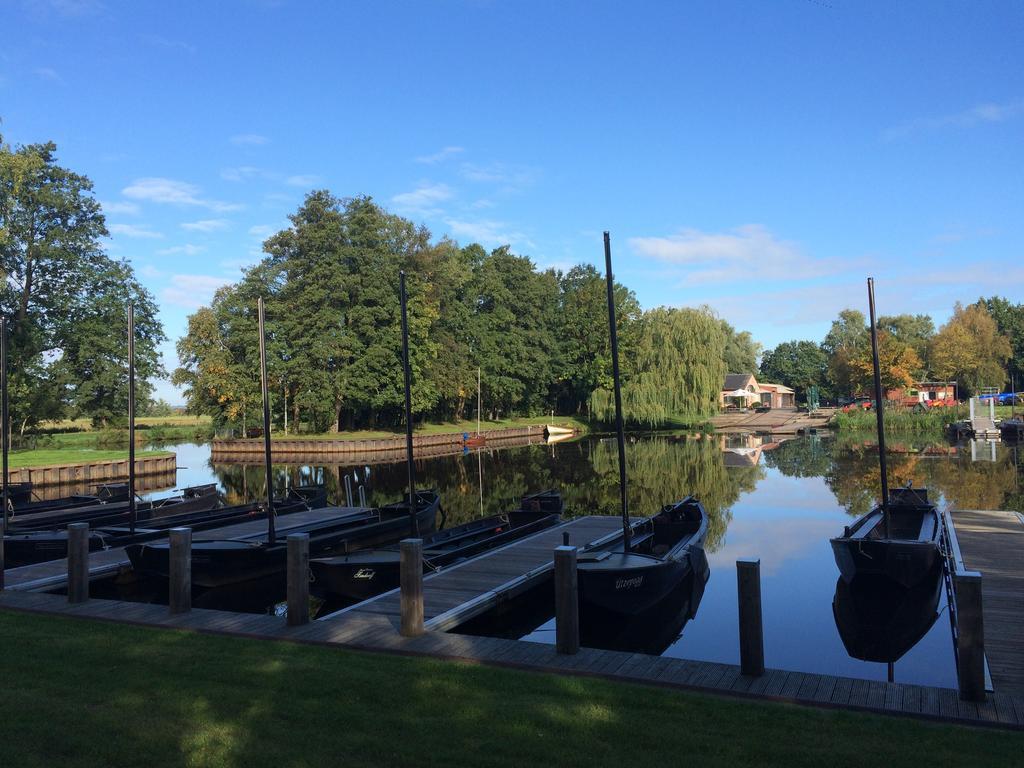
top-left (951, 509), bottom-right (1024, 696)
top-left (326, 515), bottom-right (629, 630)
top-left (3, 507), bottom-right (366, 592)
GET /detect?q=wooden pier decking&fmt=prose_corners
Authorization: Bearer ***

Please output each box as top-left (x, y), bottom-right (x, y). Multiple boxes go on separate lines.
top-left (327, 515), bottom-right (630, 630)
top-left (3, 507), bottom-right (365, 592)
top-left (951, 509), bottom-right (1024, 696)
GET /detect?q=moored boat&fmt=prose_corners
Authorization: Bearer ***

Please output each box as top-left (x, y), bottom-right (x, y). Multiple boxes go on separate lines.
top-left (127, 489), bottom-right (441, 587)
top-left (310, 489), bottom-right (562, 601)
top-left (4, 482), bottom-right (130, 515)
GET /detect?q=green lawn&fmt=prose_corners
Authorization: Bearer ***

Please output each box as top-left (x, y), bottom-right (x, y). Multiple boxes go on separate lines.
top-left (267, 415), bottom-right (590, 440)
top-left (43, 415), bottom-right (213, 429)
top-left (0, 611), bottom-right (1018, 768)
top-left (8, 448), bottom-right (172, 469)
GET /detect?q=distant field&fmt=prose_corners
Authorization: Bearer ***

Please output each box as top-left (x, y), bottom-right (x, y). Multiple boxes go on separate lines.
top-left (43, 414), bottom-right (212, 430)
top-left (8, 449), bottom-right (173, 469)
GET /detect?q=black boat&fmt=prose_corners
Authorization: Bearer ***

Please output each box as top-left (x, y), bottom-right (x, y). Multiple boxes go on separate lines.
top-left (566, 233), bottom-right (711, 653)
top-left (832, 568), bottom-right (943, 664)
top-left (128, 489), bottom-right (441, 587)
top-left (830, 486), bottom-right (942, 589)
top-left (576, 496), bottom-right (710, 652)
top-left (829, 278), bottom-right (943, 590)
top-left (4, 482), bottom-right (130, 516)
top-left (5, 483), bottom-right (220, 533)
top-left (3, 486), bottom-right (326, 569)
top-left (310, 490), bottom-right (563, 601)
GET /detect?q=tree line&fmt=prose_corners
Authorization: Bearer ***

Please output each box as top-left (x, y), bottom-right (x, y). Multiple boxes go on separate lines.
top-left (759, 300), bottom-right (1020, 403)
top-left (174, 192), bottom-right (759, 432)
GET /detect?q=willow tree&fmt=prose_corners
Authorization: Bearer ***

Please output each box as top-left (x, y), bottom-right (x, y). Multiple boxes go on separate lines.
top-left (591, 306), bottom-right (726, 427)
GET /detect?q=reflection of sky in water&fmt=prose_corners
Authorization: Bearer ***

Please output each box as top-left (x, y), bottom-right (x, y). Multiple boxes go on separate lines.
top-left (139, 436), bottom-right (982, 687)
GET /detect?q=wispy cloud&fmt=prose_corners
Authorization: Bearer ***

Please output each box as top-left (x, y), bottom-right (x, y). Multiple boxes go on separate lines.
top-left (391, 182), bottom-right (453, 216)
top-left (884, 100), bottom-right (1024, 141)
top-left (143, 35), bottom-right (196, 55)
top-left (122, 177), bottom-right (242, 212)
top-left (629, 225), bottom-right (841, 285)
top-left (157, 244), bottom-right (205, 256)
top-left (33, 67), bottom-right (64, 83)
top-left (415, 146), bottom-right (464, 164)
top-left (181, 218), bottom-right (230, 233)
top-left (459, 161), bottom-right (540, 189)
top-left (162, 274), bottom-right (234, 309)
top-left (221, 166), bottom-right (266, 182)
top-left (230, 133), bottom-right (270, 146)
top-left (101, 200), bottom-right (140, 215)
top-left (108, 223), bottom-right (162, 239)
top-left (285, 174), bottom-right (323, 187)
top-left (248, 224), bottom-right (275, 238)
top-left (444, 217), bottom-right (532, 249)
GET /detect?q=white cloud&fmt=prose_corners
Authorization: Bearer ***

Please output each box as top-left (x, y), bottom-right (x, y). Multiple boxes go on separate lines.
top-left (285, 174), bottom-right (323, 187)
top-left (101, 200), bottom-right (140, 215)
top-left (444, 217), bottom-right (530, 249)
top-left (391, 182), bottom-right (453, 216)
top-left (415, 146), bottom-right (464, 164)
top-left (162, 274), bottom-right (234, 309)
top-left (108, 223), bottom-right (162, 239)
top-left (181, 218), bottom-right (229, 232)
top-left (248, 224), bottom-right (274, 237)
top-left (459, 162), bottom-right (540, 188)
top-left (139, 264), bottom-right (165, 278)
top-left (34, 67), bottom-right (64, 83)
top-left (884, 100), bottom-right (1024, 140)
top-left (628, 225), bottom-right (841, 284)
top-left (122, 177), bottom-right (242, 212)
top-left (156, 244), bottom-right (205, 256)
top-left (221, 166), bottom-right (265, 182)
top-left (230, 133), bottom-right (270, 146)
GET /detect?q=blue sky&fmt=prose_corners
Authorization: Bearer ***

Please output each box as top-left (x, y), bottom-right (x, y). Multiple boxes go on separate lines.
top-left (2, 0), bottom-right (1022, 403)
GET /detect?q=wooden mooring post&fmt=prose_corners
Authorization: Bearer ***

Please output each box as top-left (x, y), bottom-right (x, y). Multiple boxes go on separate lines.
top-left (737, 558), bottom-right (764, 676)
top-left (67, 522), bottom-right (90, 604)
top-left (554, 545), bottom-right (580, 655)
top-left (169, 527), bottom-right (192, 614)
top-left (954, 570), bottom-right (986, 701)
top-left (400, 538), bottom-right (424, 637)
top-left (287, 533), bottom-right (310, 626)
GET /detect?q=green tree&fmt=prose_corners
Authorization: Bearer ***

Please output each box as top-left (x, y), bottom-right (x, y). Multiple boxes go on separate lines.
top-left (978, 297), bottom-right (1024, 389)
top-left (822, 309), bottom-right (868, 398)
top-left (876, 313), bottom-right (933, 377)
top-left (930, 302), bottom-right (1012, 396)
top-left (0, 135), bottom-right (164, 430)
top-left (847, 331), bottom-right (922, 395)
top-left (719, 319), bottom-right (761, 374)
top-left (759, 340), bottom-right (828, 402)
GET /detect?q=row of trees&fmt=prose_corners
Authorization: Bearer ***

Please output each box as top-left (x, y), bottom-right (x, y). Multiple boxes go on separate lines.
top-left (760, 300), bottom-right (1019, 403)
top-left (174, 192), bottom-right (758, 432)
top-left (0, 136), bottom-right (163, 432)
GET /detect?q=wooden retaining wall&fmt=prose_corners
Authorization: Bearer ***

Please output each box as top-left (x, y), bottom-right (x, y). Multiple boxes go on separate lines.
top-left (211, 426), bottom-right (558, 457)
top-left (8, 454), bottom-right (177, 490)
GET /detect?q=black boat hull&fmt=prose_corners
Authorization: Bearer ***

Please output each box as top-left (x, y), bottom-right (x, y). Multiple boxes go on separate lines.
top-left (129, 492), bottom-right (440, 588)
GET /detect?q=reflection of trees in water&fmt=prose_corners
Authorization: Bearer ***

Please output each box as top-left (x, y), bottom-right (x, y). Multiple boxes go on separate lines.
top-left (824, 434), bottom-right (1023, 515)
top-left (209, 434), bottom-right (759, 553)
top-left (761, 435), bottom-right (833, 478)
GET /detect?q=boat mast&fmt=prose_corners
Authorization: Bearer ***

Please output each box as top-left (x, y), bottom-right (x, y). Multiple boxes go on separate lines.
top-left (867, 278), bottom-right (890, 538)
top-left (128, 304), bottom-right (137, 538)
top-left (477, 366), bottom-right (481, 436)
top-left (399, 271), bottom-right (419, 536)
top-left (257, 297), bottom-right (276, 545)
top-left (603, 232), bottom-right (631, 551)
top-left (2, 317), bottom-right (9, 533)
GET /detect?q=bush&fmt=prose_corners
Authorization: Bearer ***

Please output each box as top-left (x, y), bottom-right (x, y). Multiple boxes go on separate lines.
top-left (95, 430), bottom-right (130, 449)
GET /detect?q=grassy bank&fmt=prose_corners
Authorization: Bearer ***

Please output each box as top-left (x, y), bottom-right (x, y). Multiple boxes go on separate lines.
top-left (8, 448), bottom-right (172, 469)
top-left (1, 611), bottom-right (1018, 768)
top-left (262, 415), bottom-right (590, 441)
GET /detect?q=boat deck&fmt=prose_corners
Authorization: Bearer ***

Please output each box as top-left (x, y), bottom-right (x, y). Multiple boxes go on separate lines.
top-left (3, 507), bottom-right (366, 592)
top-left (325, 515), bottom-right (631, 630)
top-left (951, 509), bottom-right (1024, 696)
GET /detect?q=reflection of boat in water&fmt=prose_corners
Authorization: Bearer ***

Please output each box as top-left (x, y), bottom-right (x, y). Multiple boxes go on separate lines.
top-left (577, 498), bottom-right (710, 653)
top-left (310, 490), bottom-right (562, 602)
top-left (832, 569), bottom-right (943, 664)
top-left (830, 486), bottom-right (942, 589)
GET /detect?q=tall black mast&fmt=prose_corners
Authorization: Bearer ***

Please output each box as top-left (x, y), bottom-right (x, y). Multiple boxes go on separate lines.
top-left (128, 304), bottom-right (137, 537)
top-left (867, 278), bottom-right (890, 538)
top-left (399, 271), bottom-right (419, 536)
top-left (604, 232), bottom-right (631, 551)
top-left (258, 297), bottom-right (276, 545)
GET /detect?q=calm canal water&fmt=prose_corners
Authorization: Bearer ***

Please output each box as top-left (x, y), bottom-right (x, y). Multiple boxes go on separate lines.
top-left (128, 431), bottom-right (1023, 688)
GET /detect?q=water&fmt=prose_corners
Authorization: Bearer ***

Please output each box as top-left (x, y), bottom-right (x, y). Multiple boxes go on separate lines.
top-left (122, 431), bottom-right (1023, 687)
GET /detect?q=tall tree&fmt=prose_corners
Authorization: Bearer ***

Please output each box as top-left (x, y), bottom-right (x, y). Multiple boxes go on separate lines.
top-left (876, 313), bottom-right (933, 378)
top-left (930, 302), bottom-right (1012, 396)
top-left (822, 309), bottom-right (868, 398)
top-left (847, 331), bottom-right (922, 395)
top-left (719, 319), bottom-right (761, 374)
top-left (759, 340), bottom-right (828, 402)
top-left (979, 297), bottom-right (1024, 389)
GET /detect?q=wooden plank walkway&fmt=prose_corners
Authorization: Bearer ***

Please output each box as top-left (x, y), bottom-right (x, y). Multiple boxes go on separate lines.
top-left (952, 509), bottom-right (1024, 696)
top-left (1, 589), bottom-right (1020, 730)
top-left (3, 507), bottom-right (366, 591)
top-left (326, 515), bottom-right (629, 630)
